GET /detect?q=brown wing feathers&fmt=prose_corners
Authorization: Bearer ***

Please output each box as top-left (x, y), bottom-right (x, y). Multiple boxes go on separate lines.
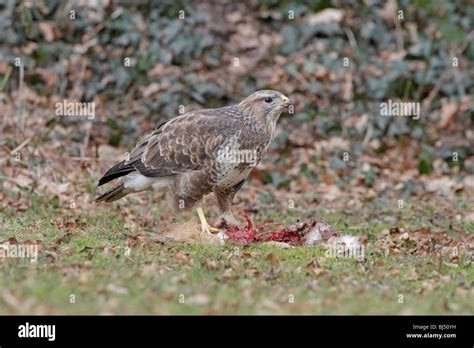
top-left (97, 108), bottom-right (242, 190)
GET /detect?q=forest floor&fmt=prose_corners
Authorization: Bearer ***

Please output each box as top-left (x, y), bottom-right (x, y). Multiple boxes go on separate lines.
top-left (1, 189), bottom-right (472, 315)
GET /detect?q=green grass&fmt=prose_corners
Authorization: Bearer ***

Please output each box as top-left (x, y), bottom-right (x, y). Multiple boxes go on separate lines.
top-left (0, 194), bottom-right (472, 314)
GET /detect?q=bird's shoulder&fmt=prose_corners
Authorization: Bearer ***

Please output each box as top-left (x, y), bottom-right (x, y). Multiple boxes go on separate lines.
top-left (125, 105), bottom-right (245, 176)
top-left (159, 105), bottom-right (244, 130)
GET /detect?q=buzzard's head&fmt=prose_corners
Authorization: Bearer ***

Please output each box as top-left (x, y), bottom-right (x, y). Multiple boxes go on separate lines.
top-left (239, 90), bottom-right (293, 122)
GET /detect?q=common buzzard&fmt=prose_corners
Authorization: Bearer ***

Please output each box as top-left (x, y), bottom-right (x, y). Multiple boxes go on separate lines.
top-left (96, 90), bottom-right (292, 236)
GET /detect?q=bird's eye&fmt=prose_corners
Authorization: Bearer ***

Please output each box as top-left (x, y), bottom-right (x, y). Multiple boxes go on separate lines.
top-left (264, 97), bottom-right (273, 103)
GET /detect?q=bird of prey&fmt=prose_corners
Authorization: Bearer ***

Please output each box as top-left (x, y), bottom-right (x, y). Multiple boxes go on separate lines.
top-left (96, 90), bottom-right (292, 236)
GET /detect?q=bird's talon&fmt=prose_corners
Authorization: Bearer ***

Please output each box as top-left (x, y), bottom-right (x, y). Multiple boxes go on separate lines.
top-left (200, 222), bottom-right (220, 237)
top-left (209, 226), bottom-right (220, 233)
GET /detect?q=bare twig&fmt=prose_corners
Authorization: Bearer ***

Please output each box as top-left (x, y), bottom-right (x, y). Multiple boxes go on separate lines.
top-left (393, 11), bottom-right (404, 51)
top-left (81, 122), bottom-right (92, 158)
top-left (9, 137), bottom-right (30, 156)
top-left (343, 26), bottom-right (357, 48)
top-left (16, 60), bottom-right (25, 139)
top-left (361, 122), bottom-right (374, 149)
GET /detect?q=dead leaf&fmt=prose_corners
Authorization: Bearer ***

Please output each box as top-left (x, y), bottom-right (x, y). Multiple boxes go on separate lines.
top-left (44, 250), bottom-right (58, 262)
top-left (206, 260), bottom-right (218, 270)
top-left (174, 252), bottom-right (189, 263)
top-left (374, 259), bottom-right (384, 266)
top-left (306, 9), bottom-right (344, 25)
top-left (265, 252), bottom-right (279, 263)
top-left (389, 269), bottom-right (400, 276)
top-left (106, 283), bottom-right (129, 295)
top-left (424, 177), bottom-right (456, 195)
top-left (187, 294), bottom-right (210, 305)
top-left (439, 100), bottom-right (458, 128)
top-left (141, 83), bottom-right (161, 98)
top-left (404, 268), bottom-right (419, 281)
top-left (38, 21), bottom-right (57, 42)
top-left (377, 0), bottom-right (397, 23)
top-left (6, 237), bottom-right (18, 245)
top-left (312, 268), bottom-right (326, 277)
top-left (7, 174), bottom-right (33, 188)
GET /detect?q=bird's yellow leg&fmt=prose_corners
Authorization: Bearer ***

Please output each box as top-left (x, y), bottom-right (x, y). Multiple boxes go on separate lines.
top-left (196, 207), bottom-right (220, 236)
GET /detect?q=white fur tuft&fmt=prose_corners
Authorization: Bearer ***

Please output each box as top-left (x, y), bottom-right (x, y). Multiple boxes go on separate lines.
top-left (123, 172), bottom-right (172, 192)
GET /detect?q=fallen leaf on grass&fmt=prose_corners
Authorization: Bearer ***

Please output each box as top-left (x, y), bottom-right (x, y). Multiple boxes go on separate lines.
top-left (206, 260), bottom-right (218, 270)
top-left (127, 235), bottom-right (139, 248)
top-left (265, 252), bottom-right (279, 263)
top-left (389, 269), bottom-right (400, 276)
top-left (187, 294), bottom-right (210, 305)
top-left (106, 283), bottom-right (129, 295)
top-left (44, 250), bottom-right (58, 262)
top-left (2, 290), bottom-right (26, 312)
top-left (5, 237), bottom-right (18, 244)
top-left (38, 21), bottom-right (57, 42)
top-left (55, 219), bottom-right (84, 230)
top-left (439, 100), bottom-right (458, 128)
top-left (222, 268), bottom-right (238, 281)
top-left (6, 174), bottom-right (33, 188)
top-left (374, 259), bottom-right (384, 266)
top-left (404, 268), bottom-right (419, 281)
top-left (38, 178), bottom-right (70, 197)
top-left (174, 252), bottom-right (189, 264)
top-left (50, 231), bottom-right (74, 250)
top-left (424, 177), bottom-right (456, 195)
top-left (306, 260), bottom-right (326, 277)
top-left (465, 212), bottom-right (474, 223)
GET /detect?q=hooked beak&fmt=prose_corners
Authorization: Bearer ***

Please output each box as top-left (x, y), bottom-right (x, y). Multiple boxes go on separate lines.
top-left (280, 95), bottom-right (293, 110)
